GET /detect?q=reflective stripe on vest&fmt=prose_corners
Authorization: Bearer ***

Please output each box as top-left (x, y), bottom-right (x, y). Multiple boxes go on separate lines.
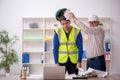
top-left (55, 27), bottom-right (80, 64)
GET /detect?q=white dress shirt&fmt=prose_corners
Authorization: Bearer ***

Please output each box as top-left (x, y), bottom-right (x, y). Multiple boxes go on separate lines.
top-left (74, 20), bottom-right (105, 58)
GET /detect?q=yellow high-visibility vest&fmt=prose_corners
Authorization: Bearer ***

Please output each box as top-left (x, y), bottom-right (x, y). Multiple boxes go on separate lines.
top-left (55, 27), bottom-right (80, 64)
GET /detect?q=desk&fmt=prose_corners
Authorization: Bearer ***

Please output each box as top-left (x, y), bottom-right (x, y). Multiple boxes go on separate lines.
top-left (0, 74), bottom-right (120, 80)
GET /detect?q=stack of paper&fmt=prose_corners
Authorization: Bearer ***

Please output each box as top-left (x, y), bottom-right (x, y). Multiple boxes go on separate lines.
top-left (78, 68), bottom-right (108, 78)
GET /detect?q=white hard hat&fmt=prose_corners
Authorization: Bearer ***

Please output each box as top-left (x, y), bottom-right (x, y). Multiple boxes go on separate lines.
top-left (88, 15), bottom-right (99, 22)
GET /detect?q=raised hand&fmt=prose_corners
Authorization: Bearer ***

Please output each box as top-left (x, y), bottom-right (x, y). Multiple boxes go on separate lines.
top-left (64, 9), bottom-right (71, 20)
top-left (64, 10), bottom-right (77, 21)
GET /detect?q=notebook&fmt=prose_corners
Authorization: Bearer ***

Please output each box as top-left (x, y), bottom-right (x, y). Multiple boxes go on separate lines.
top-left (44, 66), bottom-right (65, 80)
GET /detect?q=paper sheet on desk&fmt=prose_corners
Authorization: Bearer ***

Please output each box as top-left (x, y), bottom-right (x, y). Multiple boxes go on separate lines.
top-left (65, 74), bottom-right (76, 79)
top-left (95, 69), bottom-right (108, 77)
top-left (78, 68), bottom-right (108, 78)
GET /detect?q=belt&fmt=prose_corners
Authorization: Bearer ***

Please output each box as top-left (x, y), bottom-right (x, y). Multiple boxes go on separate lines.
top-left (88, 55), bottom-right (104, 60)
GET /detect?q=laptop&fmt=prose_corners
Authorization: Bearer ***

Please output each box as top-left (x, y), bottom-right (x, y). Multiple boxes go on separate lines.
top-left (44, 66), bottom-right (65, 80)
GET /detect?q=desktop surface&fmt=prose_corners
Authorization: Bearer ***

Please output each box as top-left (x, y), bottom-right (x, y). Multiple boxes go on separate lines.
top-left (0, 74), bottom-right (120, 80)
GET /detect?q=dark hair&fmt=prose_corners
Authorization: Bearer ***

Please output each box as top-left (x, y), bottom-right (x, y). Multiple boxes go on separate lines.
top-left (59, 16), bottom-right (67, 21)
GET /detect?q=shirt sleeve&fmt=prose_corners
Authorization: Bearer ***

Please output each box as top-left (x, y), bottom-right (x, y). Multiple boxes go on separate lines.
top-left (74, 20), bottom-right (102, 34)
top-left (76, 32), bottom-right (83, 62)
top-left (53, 31), bottom-right (59, 64)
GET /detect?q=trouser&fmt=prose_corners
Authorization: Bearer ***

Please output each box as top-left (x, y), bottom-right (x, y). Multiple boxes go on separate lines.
top-left (59, 57), bottom-right (78, 75)
top-left (87, 55), bottom-right (106, 71)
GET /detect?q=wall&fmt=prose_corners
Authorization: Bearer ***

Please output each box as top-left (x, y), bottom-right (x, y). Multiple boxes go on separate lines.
top-left (0, 0), bottom-right (120, 74)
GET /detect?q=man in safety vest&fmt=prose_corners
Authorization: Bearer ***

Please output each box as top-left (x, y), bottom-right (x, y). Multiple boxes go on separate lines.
top-left (53, 8), bottom-right (83, 75)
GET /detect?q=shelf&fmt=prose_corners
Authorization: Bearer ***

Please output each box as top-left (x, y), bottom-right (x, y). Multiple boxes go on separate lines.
top-left (23, 63), bottom-right (43, 65)
top-left (23, 51), bottom-right (43, 53)
top-left (23, 39), bottom-right (44, 42)
top-left (23, 28), bottom-right (43, 30)
top-left (45, 29), bottom-right (54, 30)
top-left (44, 51), bottom-right (52, 53)
top-left (44, 36), bottom-right (53, 41)
top-left (45, 18), bottom-right (60, 29)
